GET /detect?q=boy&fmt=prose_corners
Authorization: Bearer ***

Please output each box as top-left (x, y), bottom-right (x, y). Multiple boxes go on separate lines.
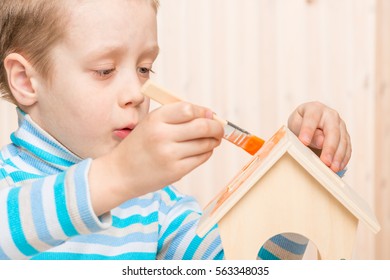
top-left (0, 0), bottom-right (351, 259)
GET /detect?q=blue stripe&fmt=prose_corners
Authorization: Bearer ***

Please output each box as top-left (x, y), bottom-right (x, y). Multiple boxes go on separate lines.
top-left (163, 219), bottom-right (197, 259)
top-left (30, 180), bottom-right (63, 247)
top-left (10, 134), bottom-right (74, 167)
top-left (19, 120), bottom-right (69, 155)
top-left (0, 168), bottom-right (7, 179)
top-left (118, 197), bottom-right (171, 216)
top-left (158, 210), bottom-right (192, 252)
top-left (213, 250), bottom-right (224, 260)
top-left (270, 234), bottom-right (308, 255)
top-left (54, 172), bottom-right (78, 237)
top-left (201, 232), bottom-right (222, 259)
top-left (164, 187), bottom-right (179, 201)
top-left (112, 212), bottom-right (158, 228)
top-left (7, 144), bottom-right (20, 156)
top-left (70, 231), bottom-right (158, 246)
top-left (258, 247), bottom-right (280, 260)
top-left (183, 230), bottom-right (203, 260)
top-left (3, 156), bottom-right (18, 168)
top-left (155, 197), bottom-right (176, 215)
top-left (8, 171), bottom-right (42, 182)
top-left (73, 161), bottom-right (102, 232)
top-left (118, 195), bottom-right (159, 210)
top-left (31, 252), bottom-right (156, 260)
top-left (19, 151), bottom-right (60, 175)
top-left (118, 188), bottom-right (181, 214)
top-left (1, 144), bottom-right (18, 160)
top-left (0, 246), bottom-right (10, 260)
top-left (7, 188), bottom-right (39, 256)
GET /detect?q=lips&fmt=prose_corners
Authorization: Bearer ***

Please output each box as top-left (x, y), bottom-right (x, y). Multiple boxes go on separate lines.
top-left (114, 128), bottom-right (132, 139)
top-left (114, 123), bottom-right (136, 139)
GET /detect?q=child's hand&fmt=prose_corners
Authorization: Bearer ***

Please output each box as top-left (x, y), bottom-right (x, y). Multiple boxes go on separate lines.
top-left (287, 102), bottom-right (351, 172)
top-left (99, 102), bottom-right (223, 201)
top-left (128, 102), bottom-right (223, 189)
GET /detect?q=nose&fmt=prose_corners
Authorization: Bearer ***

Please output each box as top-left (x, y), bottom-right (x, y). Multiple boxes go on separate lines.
top-left (119, 75), bottom-right (145, 107)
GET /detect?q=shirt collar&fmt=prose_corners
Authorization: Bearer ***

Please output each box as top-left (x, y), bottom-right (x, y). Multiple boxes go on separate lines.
top-left (10, 108), bottom-right (82, 171)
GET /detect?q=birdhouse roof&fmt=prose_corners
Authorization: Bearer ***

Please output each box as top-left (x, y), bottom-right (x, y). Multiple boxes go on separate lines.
top-left (197, 126), bottom-right (381, 237)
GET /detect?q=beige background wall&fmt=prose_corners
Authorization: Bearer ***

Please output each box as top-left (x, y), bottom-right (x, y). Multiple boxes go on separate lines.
top-left (0, 0), bottom-right (388, 259)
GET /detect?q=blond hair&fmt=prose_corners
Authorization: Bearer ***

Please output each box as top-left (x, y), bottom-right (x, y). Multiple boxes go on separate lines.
top-left (0, 0), bottom-right (160, 105)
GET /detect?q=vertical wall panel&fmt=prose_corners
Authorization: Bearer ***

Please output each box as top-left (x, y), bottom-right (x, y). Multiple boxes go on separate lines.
top-left (0, 102), bottom-right (17, 146)
top-left (375, 0), bottom-right (390, 260)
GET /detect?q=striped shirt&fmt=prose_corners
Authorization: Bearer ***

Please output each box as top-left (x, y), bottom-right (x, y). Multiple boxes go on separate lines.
top-left (0, 108), bottom-right (307, 260)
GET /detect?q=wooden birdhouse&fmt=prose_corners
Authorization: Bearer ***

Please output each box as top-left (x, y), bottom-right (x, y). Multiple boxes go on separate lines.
top-left (197, 126), bottom-right (381, 260)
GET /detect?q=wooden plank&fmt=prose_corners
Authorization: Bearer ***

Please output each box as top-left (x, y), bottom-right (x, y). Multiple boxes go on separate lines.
top-left (375, 0), bottom-right (390, 260)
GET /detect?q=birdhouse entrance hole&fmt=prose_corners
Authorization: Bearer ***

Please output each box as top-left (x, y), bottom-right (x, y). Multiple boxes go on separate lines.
top-left (258, 232), bottom-right (320, 260)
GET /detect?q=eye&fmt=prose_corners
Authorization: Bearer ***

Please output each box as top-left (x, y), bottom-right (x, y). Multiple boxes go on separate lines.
top-left (138, 67), bottom-right (155, 78)
top-left (93, 68), bottom-right (116, 79)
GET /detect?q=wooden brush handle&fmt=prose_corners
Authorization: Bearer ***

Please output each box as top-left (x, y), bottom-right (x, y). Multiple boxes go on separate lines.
top-left (141, 80), bottom-right (228, 125)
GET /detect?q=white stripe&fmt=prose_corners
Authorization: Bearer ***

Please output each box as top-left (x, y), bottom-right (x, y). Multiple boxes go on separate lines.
top-left (2, 163), bottom-right (20, 174)
top-left (159, 198), bottom-right (201, 238)
top-left (0, 146), bottom-right (9, 158)
top-left (100, 221), bottom-right (158, 238)
top-left (160, 189), bottom-right (182, 207)
top-left (7, 153), bottom-right (44, 175)
top-left (20, 117), bottom-right (80, 163)
top-left (171, 214), bottom-right (201, 259)
top-left (49, 240), bottom-right (157, 256)
top-left (0, 179), bottom-right (10, 190)
top-left (18, 185), bottom-right (51, 253)
top-left (112, 200), bottom-right (160, 219)
top-left (65, 166), bottom-right (91, 234)
top-left (191, 225), bottom-right (220, 260)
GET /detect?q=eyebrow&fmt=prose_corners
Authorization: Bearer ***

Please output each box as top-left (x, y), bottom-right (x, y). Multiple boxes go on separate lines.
top-left (85, 43), bottom-right (126, 58)
top-left (86, 44), bottom-right (160, 60)
top-left (140, 45), bottom-right (160, 58)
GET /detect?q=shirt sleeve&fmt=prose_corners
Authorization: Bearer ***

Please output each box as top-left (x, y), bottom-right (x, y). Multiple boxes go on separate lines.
top-left (0, 159), bottom-right (112, 259)
top-left (156, 188), bottom-right (308, 260)
top-left (156, 188), bottom-right (224, 260)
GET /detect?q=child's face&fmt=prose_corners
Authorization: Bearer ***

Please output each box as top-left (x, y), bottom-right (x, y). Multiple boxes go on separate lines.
top-left (30, 0), bottom-right (158, 159)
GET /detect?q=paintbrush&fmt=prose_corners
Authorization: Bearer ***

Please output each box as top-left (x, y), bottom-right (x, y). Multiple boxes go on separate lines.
top-left (141, 80), bottom-right (265, 155)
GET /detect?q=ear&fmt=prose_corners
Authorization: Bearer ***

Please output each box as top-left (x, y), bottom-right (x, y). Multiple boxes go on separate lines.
top-left (4, 53), bottom-right (39, 107)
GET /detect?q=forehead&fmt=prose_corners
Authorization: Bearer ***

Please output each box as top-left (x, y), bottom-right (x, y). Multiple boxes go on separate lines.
top-left (63, 0), bottom-right (158, 52)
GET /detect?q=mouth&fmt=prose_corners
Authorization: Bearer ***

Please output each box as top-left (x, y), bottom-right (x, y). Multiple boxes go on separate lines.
top-left (114, 127), bottom-right (134, 139)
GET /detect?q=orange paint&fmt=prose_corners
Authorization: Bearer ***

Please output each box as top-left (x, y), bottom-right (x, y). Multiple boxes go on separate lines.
top-left (240, 135), bottom-right (265, 155)
top-left (211, 156), bottom-right (261, 215)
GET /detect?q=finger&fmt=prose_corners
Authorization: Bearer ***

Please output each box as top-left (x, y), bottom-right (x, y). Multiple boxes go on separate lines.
top-left (309, 129), bottom-right (325, 149)
top-left (296, 107), bottom-right (322, 146)
top-left (162, 138), bottom-right (220, 170)
top-left (179, 137), bottom-right (222, 159)
top-left (154, 102), bottom-right (214, 124)
top-left (287, 107), bottom-right (303, 136)
top-left (172, 118), bottom-right (224, 142)
top-left (319, 122), bottom-right (341, 168)
top-left (176, 150), bottom-right (215, 176)
top-left (338, 123), bottom-right (352, 170)
top-left (328, 125), bottom-right (349, 172)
